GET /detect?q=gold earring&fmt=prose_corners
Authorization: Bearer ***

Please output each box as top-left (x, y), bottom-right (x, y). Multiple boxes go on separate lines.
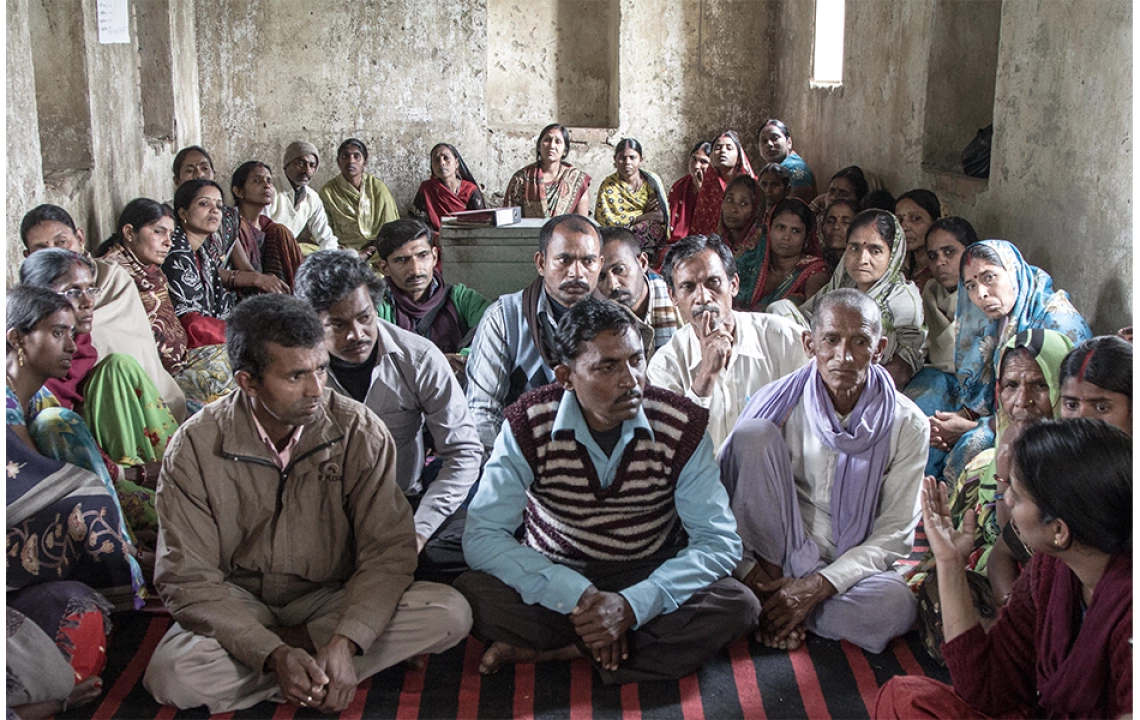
top-left (17, 346), bottom-right (25, 367)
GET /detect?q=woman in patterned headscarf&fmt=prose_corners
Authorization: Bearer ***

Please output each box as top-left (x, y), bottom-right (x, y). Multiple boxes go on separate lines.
top-left (924, 239), bottom-right (1092, 487)
top-left (768, 209), bottom-right (925, 389)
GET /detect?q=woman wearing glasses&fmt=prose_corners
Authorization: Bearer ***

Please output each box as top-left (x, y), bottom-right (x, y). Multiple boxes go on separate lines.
top-left (16, 249), bottom-right (180, 545)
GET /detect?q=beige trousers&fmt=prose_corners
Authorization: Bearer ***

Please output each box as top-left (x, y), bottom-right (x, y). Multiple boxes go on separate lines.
top-left (143, 580), bottom-right (472, 713)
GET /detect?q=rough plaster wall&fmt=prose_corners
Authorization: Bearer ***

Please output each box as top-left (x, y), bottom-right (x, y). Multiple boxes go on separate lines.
top-left (922, 0), bottom-right (1002, 171)
top-left (5, 0), bottom-right (203, 285)
top-left (29, 0), bottom-right (94, 173)
top-left (6, 0), bottom-right (47, 280)
top-left (194, 0), bottom-right (771, 222)
top-left (487, 0), bottom-right (618, 128)
top-left (195, 0), bottom-right (491, 213)
top-left (771, 0), bottom-right (1131, 334)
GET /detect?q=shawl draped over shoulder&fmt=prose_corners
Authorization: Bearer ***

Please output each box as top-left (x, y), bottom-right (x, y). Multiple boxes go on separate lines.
top-left (504, 162), bottom-right (591, 219)
top-left (954, 240), bottom-right (1091, 418)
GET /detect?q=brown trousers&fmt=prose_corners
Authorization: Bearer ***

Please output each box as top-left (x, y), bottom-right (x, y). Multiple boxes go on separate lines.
top-left (454, 555), bottom-right (758, 684)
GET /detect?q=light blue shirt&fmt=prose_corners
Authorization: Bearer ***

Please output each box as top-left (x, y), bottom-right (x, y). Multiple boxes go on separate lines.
top-left (463, 391), bottom-right (742, 628)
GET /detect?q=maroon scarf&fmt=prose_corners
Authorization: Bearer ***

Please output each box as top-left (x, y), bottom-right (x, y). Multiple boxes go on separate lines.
top-left (418, 177), bottom-right (479, 231)
top-left (389, 269), bottom-right (465, 353)
top-left (1037, 552), bottom-right (1132, 717)
top-left (43, 333), bottom-right (99, 410)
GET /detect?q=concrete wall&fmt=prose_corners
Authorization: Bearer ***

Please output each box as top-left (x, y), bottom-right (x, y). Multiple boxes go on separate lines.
top-left (193, 0), bottom-right (773, 217)
top-left (5, 0), bottom-right (203, 284)
top-left (771, 0), bottom-right (1131, 334)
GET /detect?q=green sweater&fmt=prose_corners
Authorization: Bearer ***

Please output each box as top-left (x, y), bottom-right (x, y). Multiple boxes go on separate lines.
top-left (377, 283), bottom-right (493, 355)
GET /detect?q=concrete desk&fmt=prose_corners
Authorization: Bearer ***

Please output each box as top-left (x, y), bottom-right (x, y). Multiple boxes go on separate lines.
top-left (438, 218), bottom-right (545, 301)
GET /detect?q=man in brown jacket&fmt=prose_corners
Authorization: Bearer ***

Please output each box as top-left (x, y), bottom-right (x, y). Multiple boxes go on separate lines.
top-left (142, 295), bottom-right (472, 714)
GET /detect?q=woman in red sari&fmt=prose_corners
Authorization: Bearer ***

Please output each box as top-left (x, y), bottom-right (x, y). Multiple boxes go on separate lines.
top-left (412, 143), bottom-right (486, 232)
top-left (688, 130), bottom-right (754, 236)
top-left (667, 140), bottom-right (711, 244)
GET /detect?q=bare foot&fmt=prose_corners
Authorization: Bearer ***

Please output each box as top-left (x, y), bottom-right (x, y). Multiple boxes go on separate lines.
top-left (756, 621), bottom-right (806, 650)
top-left (478, 642), bottom-right (582, 674)
top-left (11, 676), bottom-right (103, 719)
top-left (479, 642), bottom-right (539, 674)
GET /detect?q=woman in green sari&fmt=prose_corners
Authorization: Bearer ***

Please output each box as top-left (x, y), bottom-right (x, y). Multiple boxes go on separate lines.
top-left (911, 328), bottom-right (1072, 662)
top-left (17, 250), bottom-right (180, 537)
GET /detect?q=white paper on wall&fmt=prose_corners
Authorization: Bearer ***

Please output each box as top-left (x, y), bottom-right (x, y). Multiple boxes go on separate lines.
top-left (97, 0), bottom-right (130, 44)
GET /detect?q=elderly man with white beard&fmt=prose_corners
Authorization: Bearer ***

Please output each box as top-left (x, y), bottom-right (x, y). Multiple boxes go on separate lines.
top-left (647, 234), bottom-right (807, 451)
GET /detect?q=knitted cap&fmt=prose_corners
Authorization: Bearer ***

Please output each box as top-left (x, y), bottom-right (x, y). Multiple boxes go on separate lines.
top-left (283, 141), bottom-right (319, 169)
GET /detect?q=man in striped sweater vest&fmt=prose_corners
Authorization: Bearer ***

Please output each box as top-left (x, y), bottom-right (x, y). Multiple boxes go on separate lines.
top-left (457, 297), bottom-right (758, 683)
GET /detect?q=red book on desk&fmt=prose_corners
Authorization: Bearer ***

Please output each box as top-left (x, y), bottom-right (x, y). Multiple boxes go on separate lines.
top-left (441, 206), bottom-right (522, 228)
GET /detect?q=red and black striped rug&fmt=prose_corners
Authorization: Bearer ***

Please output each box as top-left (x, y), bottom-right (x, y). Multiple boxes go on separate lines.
top-left (60, 610), bottom-right (948, 720)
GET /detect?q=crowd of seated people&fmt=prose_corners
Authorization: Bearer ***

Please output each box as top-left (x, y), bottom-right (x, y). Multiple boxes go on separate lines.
top-left (6, 123), bottom-right (1129, 719)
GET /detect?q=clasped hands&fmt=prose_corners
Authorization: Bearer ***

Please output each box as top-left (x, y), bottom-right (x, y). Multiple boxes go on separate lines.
top-left (268, 633), bottom-right (359, 713)
top-left (753, 573), bottom-right (836, 645)
top-left (571, 586), bottom-right (636, 672)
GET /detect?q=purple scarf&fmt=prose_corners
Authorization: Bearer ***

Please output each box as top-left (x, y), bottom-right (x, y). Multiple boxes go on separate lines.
top-left (740, 360), bottom-right (896, 556)
top-left (390, 269), bottom-right (464, 353)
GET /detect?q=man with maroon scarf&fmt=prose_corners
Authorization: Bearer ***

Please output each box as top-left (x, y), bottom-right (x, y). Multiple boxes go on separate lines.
top-left (371, 219), bottom-right (491, 385)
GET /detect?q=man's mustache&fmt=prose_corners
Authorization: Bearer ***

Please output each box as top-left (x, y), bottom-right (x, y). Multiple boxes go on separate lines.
top-left (692, 303), bottom-right (723, 330)
top-left (559, 280), bottom-right (590, 292)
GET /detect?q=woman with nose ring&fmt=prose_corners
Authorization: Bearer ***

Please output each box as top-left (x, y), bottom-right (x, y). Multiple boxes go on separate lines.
top-left (908, 329), bottom-right (1074, 663)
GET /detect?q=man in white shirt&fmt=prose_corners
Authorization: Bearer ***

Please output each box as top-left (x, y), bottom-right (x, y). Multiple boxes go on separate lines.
top-left (267, 141), bottom-right (339, 253)
top-left (646, 234), bottom-right (806, 451)
top-left (718, 289), bottom-right (927, 654)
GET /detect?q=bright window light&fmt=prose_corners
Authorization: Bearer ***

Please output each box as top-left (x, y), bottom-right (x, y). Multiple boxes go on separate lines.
top-left (813, 0), bottom-right (845, 85)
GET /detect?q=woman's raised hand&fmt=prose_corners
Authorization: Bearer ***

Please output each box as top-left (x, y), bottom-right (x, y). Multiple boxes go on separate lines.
top-left (921, 475), bottom-right (974, 568)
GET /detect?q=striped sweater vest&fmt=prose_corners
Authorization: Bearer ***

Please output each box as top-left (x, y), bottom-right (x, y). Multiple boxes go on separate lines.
top-left (504, 383), bottom-right (709, 563)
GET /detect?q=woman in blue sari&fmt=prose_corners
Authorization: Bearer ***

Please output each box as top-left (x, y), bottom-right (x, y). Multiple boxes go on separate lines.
top-left (917, 240), bottom-right (1091, 484)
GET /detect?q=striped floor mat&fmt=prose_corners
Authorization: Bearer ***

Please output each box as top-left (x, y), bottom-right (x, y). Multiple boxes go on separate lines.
top-left (60, 611), bottom-right (949, 720)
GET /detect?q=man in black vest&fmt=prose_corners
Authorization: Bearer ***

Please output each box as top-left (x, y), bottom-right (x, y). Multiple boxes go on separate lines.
top-left (456, 297), bottom-right (757, 683)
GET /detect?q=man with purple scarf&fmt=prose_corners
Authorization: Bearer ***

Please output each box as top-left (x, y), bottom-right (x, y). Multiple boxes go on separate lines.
top-left (718, 289), bottom-right (928, 653)
top-left (372, 219), bottom-right (492, 384)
